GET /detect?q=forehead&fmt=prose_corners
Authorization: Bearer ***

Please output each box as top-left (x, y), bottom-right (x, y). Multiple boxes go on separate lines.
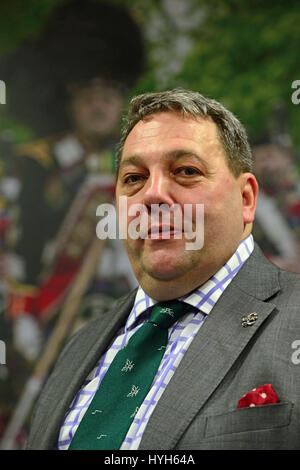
top-left (122, 111), bottom-right (222, 161)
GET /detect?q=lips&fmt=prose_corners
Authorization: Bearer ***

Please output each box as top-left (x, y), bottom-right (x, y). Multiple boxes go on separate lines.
top-left (147, 225), bottom-right (183, 239)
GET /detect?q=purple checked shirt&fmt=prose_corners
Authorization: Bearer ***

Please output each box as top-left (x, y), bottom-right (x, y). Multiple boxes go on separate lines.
top-left (57, 234), bottom-right (254, 450)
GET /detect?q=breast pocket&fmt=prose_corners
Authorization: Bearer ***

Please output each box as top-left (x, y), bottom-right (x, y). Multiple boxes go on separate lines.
top-left (204, 402), bottom-right (293, 438)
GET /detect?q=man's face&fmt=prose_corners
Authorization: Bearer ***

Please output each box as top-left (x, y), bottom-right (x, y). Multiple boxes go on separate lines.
top-left (71, 82), bottom-right (123, 139)
top-left (116, 111), bottom-right (257, 300)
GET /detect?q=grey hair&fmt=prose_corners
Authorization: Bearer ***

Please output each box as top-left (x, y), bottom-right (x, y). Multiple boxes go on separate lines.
top-left (116, 88), bottom-right (253, 177)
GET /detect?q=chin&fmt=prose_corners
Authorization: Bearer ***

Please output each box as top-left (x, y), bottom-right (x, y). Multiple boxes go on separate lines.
top-left (142, 259), bottom-right (188, 282)
top-left (147, 270), bottom-right (178, 282)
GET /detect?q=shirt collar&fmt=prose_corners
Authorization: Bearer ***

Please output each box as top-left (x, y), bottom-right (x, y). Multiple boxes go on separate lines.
top-left (125, 234), bottom-right (254, 331)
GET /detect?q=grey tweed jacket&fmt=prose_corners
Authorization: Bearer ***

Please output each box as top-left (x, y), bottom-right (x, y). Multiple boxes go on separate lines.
top-left (26, 244), bottom-right (300, 450)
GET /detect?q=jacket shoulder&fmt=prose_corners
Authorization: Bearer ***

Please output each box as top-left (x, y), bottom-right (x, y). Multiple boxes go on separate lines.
top-left (16, 138), bottom-right (53, 168)
top-left (277, 269), bottom-right (300, 306)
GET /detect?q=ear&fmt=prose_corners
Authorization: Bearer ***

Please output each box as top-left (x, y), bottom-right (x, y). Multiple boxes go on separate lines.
top-left (239, 172), bottom-right (259, 225)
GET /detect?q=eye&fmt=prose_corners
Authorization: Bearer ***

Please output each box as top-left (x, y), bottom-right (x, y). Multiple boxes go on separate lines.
top-left (123, 173), bottom-right (145, 184)
top-left (174, 166), bottom-right (201, 176)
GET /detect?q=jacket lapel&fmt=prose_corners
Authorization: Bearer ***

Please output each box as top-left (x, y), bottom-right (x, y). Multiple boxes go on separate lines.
top-left (139, 245), bottom-right (281, 450)
top-left (36, 289), bottom-right (137, 449)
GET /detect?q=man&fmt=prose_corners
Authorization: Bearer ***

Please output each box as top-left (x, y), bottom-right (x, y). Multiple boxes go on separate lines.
top-left (9, 78), bottom-right (135, 323)
top-left (3, 0), bottom-right (144, 322)
top-left (26, 89), bottom-right (300, 450)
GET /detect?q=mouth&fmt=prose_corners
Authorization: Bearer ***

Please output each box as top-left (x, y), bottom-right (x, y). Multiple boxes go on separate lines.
top-left (146, 225), bottom-right (183, 240)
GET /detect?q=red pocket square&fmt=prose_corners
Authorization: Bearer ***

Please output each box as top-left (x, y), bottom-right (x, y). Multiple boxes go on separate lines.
top-left (238, 384), bottom-right (279, 409)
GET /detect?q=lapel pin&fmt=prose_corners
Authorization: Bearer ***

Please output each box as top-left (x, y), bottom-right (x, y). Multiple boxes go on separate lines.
top-left (242, 312), bottom-right (258, 327)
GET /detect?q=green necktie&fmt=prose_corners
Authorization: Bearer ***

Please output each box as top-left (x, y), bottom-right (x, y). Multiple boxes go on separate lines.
top-left (69, 300), bottom-right (191, 450)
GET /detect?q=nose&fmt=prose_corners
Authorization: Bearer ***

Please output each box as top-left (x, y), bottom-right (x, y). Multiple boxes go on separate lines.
top-left (142, 169), bottom-right (174, 211)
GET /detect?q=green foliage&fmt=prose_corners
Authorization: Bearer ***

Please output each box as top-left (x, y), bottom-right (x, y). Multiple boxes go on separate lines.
top-left (173, 1), bottom-right (300, 148)
top-left (0, 0), bottom-right (60, 54)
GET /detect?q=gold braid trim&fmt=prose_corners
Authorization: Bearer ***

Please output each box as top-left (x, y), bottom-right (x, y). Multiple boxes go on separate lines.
top-left (16, 139), bottom-right (53, 168)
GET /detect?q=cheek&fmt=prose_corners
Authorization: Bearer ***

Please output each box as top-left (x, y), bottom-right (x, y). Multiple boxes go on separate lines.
top-left (203, 180), bottom-right (242, 221)
top-left (73, 102), bottom-right (88, 119)
top-left (109, 102), bottom-right (122, 119)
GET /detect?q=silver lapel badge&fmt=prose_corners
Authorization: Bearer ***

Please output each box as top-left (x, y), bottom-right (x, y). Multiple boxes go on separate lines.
top-left (242, 312), bottom-right (258, 327)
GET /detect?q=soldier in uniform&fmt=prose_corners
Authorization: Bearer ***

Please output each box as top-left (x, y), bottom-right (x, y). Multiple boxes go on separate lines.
top-left (0, 0), bottom-right (144, 447)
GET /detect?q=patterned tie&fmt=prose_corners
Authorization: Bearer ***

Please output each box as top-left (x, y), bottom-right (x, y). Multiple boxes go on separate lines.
top-left (69, 300), bottom-right (191, 450)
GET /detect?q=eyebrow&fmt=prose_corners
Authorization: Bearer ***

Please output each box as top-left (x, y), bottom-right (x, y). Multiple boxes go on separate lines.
top-left (119, 155), bottom-right (143, 171)
top-left (119, 149), bottom-right (209, 172)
